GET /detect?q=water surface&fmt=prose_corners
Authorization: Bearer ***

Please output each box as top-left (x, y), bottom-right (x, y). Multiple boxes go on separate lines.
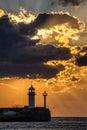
top-left (0, 117), bottom-right (87, 130)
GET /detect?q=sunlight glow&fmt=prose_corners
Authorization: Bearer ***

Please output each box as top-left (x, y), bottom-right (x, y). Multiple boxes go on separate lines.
top-left (36, 22), bottom-right (85, 47)
top-left (0, 9), bottom-right (5, 17)
top-left (8, 8), bottom-right (35, 24)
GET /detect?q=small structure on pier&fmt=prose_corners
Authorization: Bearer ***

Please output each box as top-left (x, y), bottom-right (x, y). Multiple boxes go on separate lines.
top-left (28, 85), bottom-right (48, 109)
top-left (43, 91), bottom-right (48, 109)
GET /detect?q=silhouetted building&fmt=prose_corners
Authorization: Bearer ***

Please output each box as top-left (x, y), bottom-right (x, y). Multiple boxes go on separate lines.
top-left (28, 85), bottom-right (36, 108)
top-left (43, 91), bottom-right (48, 108)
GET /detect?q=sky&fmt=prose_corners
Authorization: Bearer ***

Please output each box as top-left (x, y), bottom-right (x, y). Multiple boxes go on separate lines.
top-left (0, 0), bottom-right (87, 117)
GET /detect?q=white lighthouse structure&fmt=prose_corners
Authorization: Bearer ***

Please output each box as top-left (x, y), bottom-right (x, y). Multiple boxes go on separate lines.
top-left (43, 91), bottom-right (48, 109)
top-left (28, 85), bottom-right (36, 108)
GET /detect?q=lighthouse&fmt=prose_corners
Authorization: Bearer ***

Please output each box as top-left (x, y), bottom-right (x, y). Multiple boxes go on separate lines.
top-left (28, 85), bottom-right (36, 108)
top-left (43, 91), bottom-right (47, 109)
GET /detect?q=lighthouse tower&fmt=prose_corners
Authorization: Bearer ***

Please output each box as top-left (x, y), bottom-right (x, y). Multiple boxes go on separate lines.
top-left (28, 85), bottom-right (36, 108)
top-left (43, 91), bottom-right (47, 109)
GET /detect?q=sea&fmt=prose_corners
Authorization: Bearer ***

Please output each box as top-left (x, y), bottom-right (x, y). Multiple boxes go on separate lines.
top-left (0, 117), bottom-right (87, 130)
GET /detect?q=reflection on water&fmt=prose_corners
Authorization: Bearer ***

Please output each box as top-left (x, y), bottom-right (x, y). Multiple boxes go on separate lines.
top-left (0, 117), bottom-right (87, 130)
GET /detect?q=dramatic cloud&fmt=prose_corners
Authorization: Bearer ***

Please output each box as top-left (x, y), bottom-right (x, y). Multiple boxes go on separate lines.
top-left (0, 14), bottom-right (37, 50)
top-left (58, 0), bottom-right (85, 6)
top-left (30, 12), bottom-right (81, 29)
top-left (76, 47), bottom-right (87, 66)
top-left (19, 12), bottom-right (84, 46)
top-left (0, 9), bottom-right (85, 81)
top-left (20, 12), bottom-right (84, 34)
top-left (0, 62), bottom-right (64, 78)
top-left (0, 9), bottom-right (74, 79)
top-left (5, 9), bottom-right (84, 47)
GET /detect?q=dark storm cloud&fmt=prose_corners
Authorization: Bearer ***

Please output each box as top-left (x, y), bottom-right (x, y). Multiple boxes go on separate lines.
top-left (0, 62), bottom-right (64, 78)
top-left (3, 45), bottom-right (71, 64)
top-left (0, 43), bottom-right (71, 78)
top-left (58, 0), bottom-right (85, 6)
top-left (33, 13), bottom-right (80, 29)
top-left (76, 47), bottom-right (87, 66)
top-left (0, 12), bottom-right (72, 78)
top-left (0, 15), bottom-right (37, 50)
top-left (19, 12), bottom-right (82, 36)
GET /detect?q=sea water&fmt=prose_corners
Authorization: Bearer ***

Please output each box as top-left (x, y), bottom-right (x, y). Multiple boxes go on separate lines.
top-left (0, 117), bottom-right (87, 130)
